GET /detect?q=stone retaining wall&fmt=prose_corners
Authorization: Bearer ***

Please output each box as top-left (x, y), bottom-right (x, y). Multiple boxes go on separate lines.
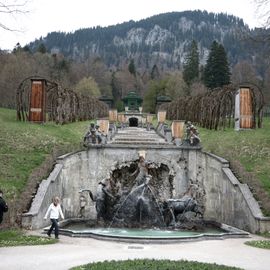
top-left (22, 145), bottom-right (270, 233)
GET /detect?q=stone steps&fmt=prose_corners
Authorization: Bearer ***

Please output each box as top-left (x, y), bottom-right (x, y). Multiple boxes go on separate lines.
top-left (114, 138), bottom-right (158, 142)
top-left (111, 141), bottom-right (168, 145)
top-left (110, 127), bottom-right (168, 146)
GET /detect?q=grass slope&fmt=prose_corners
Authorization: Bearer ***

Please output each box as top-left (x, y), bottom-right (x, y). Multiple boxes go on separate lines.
top-left (200, 118), bottom-right (270, 215)
top-left (0, 107), bottom-right (269, 217)
top-left (0, 108), bottom-right (88, 201)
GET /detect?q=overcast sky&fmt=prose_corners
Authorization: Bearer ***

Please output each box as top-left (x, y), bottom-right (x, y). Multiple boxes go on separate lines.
top-left (0, 0), bottom-right (264, 50)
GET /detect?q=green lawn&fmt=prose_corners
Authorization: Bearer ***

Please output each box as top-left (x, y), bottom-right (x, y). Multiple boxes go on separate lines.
top-left (1, 107), bottom-right (269, 216)
top-left (0, 229), bottom-right (57, 247)
top-left (245, 240), bottom-right (270, 249)
top-left (199, 118), bottom-right (270, 215)
top-left (0, 108), bottom-right (89, 201)
top-left (245, 232), bottom-right (270, 249)
top-left (70, 259), bottom-right (243, 270)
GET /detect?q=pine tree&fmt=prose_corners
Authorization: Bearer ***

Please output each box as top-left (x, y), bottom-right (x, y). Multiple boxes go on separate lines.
top-left (128, 59), bottom-right (136, 76)
top-left (37, 43), bottom-right (47, 54)
top-left (183, 40), bottom-right (199, 86)
top-left (12, 42), bottom-right (22, 54)
top-left (150, 64), bottom-right (160, 80)
top-left (204, 41), bottom-right (230, 89)
top-left (204, 41), bottom-right (218, 89)
top-left (111, 71), bottom-right (120, 106)
top-left (215, 43), bottom-right (231, 86)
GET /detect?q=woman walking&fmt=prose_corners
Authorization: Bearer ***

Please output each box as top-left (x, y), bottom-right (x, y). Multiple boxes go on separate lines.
top-left (44, 196), bottom-right (64, 239)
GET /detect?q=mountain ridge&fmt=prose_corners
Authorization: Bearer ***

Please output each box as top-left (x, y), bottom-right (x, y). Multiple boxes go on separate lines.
top-left (29, 10), bottom-right (261, 72)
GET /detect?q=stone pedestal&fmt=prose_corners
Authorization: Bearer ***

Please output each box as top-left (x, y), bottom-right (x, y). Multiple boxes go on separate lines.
top-left (109, 109), bottom-right (118, 122)
top-left (158, 110), bottom-right (166, 123)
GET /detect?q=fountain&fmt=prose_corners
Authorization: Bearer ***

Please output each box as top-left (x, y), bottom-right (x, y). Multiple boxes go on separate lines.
top-left (56, 154), bottom-right (248, 242)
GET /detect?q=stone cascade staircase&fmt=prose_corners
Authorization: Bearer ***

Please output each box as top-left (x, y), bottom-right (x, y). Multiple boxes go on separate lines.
top-left (110, 127), bottom-right (169, 145)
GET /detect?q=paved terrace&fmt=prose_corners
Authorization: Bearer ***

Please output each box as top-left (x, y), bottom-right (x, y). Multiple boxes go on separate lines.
top-left (2, 128), bottom-right (268, 270)
top-left (0, 232), bottom-right (269, 270)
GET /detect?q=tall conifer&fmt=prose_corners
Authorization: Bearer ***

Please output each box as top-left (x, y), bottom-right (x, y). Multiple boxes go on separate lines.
top-left (204, 41), bottom-right (230, 89)
top-left (183, 40), bottom-right (199, 86)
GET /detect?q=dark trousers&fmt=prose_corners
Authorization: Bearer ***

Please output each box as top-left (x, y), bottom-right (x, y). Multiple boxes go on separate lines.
top-left (48, 219), bottom-right (59, 238)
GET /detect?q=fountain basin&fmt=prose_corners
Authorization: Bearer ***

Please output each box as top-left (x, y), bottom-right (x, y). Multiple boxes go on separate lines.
top-left (46, 219), bottom-right (249, 243)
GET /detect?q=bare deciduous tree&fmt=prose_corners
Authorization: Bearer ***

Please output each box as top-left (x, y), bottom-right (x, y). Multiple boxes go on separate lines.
top-left (231, 60), bottom-right (259, 85)
top-left (189, 81), bottom-right (207, 97)
top-left (164, 71), bottom-right (188, 99)
top-left (254, 0), bottom-right (270, 27)
top-left (75, 76), bottom-right (101, 97)
top-left (0, 0), bottom-right (29, 31)
top-left (263, 67), bottom-right (270, 103)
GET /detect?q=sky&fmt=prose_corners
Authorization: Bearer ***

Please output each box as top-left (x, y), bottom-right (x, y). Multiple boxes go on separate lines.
top-left (0, 0), bottom-right (264, 50)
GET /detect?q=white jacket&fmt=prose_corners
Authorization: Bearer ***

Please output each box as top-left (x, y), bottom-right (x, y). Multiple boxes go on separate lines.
top-left (44, 203), bottom-right (64, 220)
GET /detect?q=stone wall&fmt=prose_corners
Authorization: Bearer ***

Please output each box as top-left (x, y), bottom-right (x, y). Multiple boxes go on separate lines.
top-left (22, 145), bottom-right (270, 232)
top-left (195, 152), bottom-right (270, 232)
top-left (22, 164), bottom-right (64, 229)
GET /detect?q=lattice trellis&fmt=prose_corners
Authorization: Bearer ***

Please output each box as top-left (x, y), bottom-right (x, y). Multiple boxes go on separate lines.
top-left (161, 84), bottom-right (264, 130)
top-left (16, 76), bottom-right (108, 124)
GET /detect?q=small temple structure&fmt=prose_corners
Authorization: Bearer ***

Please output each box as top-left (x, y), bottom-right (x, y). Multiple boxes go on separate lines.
top-left (122, 91), bottom-right (143, 111)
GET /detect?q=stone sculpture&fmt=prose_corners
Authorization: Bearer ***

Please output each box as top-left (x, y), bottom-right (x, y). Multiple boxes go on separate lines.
top-left (165, 196), bottom-right (200, 217)
top-left (162, 191), bottom-right (203, 228)
top-left (185, 121), bottom-right (201, 146)
top-left (131, 156), bottom-right (149, 186)
top-left (78, 195), bottom-right (87, 218)
top-left (80, 178), bottom-right (114, 222)
top-left (83, 123), bottom-right (104, 146)
top-left (79, 157), bottom-right (204, 229)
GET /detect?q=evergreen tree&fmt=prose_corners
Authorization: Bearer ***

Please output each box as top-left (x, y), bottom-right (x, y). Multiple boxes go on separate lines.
top-left (183, 40), bottom-right (199, 86)
top-left (12, 42), bottom-right (22, 54)
top-left (37, 43), bottom-right (47, 54)
top-left (128, 59), bottom-right (136, 76)
top-left (111, 71), bottom-right (120, 106)
top-left (216, 43), bottom-right (231, 86)
top-left (23, 45), bottom-right (31, 53)
top-left (111, 72), bottom-right (116, 97)
top-left (150, 64), bottom-right (160, 80)
top-left (204, 41), bottom-right (230, 89)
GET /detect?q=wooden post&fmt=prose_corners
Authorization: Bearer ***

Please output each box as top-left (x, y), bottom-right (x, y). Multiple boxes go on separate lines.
top-left (29, 79), bottom-right (46, 123)
top-left (171, 120), bottom-right (185, 139)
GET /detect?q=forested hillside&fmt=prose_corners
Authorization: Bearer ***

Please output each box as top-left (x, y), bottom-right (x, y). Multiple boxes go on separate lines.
top-left (28, 11), bottom-right (263, 71)
top-left (1, 10), bottom-right (270, 112)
